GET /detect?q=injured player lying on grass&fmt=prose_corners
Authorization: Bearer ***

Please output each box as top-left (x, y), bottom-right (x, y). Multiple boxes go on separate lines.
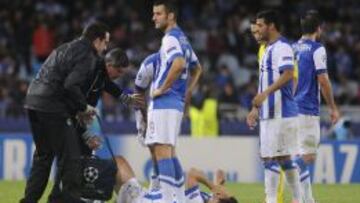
top-left (112, 156), bottom-right (238, 203)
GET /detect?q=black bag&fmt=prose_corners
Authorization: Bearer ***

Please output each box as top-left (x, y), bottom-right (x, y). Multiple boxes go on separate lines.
top-left (80, 156), bottom-right (117, 201)
top-left (79, 115), bottom-right (118, 201)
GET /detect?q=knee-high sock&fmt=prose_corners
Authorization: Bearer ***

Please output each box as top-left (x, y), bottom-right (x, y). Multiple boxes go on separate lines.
top-left (295, 157), bottom-right (315, 203)
top-left (172, 157), bottom-right (185, 202)
top-left (280, 160), bottom-right (301, 202)
top-left (149, 160), bottom-right (160, 191)
top-left (157, 158), bottom-right (178, 202)
top-left (264, 161), bottom-right (281, 203)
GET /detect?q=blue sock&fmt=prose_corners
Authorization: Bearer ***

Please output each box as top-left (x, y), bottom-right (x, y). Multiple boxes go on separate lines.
top-left (264, 160), bottom-right (281, 174)
top-left (157, 158), bottom-right (178, 202)
top-left (172, 157), bottom-right (184, 181)
top-left (157, 158), bottom-right (176, 184)
top-left (153, 159), bottom-right (159, 176)
top-left (295, 157), bottom-right (310, 182)
top-left (280, 159), bottom-right (297, 171)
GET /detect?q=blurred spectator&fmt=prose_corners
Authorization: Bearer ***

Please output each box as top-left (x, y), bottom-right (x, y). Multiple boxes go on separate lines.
top-left (219, 82), bottom-right (239, 105)
top-left (0, 0), bottom-right (360, 121)
top-left (32, 20), bottom-right (55, 62)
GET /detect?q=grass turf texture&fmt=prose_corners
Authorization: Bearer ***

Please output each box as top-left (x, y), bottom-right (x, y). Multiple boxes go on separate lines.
top-left (1, 181), bottom-right (360, 203)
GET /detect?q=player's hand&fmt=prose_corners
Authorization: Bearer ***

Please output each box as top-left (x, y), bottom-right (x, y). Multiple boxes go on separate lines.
top-left (86, 136), bottom-right (102, 150)
top-left (151, 87), bottom-right (166, 98)
top-left (246, 107), bottom-right (258, 129)
top-left (252, 92), bottom-right (268, 108)
top-left (77, 105), bottom-right (97, 126)
top-left (211, 185), bottom-right (231, 200)
top-left (330, 107), bottom-right (340, 125)
top-left (135, 110), bottom-right (147, 147)
top-left (119, 93), bottom-right (145, 107)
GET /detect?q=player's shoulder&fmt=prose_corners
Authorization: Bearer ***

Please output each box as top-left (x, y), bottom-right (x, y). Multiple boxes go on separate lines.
top-left (298, 39), bottom-right (324, 52)
top-left (143, 52), bottom-right (160, 65)
top-left (276, 37), bottom-right (293, 49)
top-left (164, 27), bottom-right (183, 41)
top-left (272, 37), bottom-right (293, 55)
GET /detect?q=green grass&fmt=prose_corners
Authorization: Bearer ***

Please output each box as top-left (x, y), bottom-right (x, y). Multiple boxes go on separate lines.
top-left (1, 181), bottom-right (360, 203)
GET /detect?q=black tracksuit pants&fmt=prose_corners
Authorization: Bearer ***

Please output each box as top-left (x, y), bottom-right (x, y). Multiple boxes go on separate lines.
top-left (20, 110), bottom-right (84, 203)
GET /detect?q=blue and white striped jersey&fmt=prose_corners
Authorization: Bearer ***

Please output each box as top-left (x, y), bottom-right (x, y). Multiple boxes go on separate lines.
top-left (135, 52), bottom-right (160, 91)
top-left (150, 26), bottom-right (199, 112)
top-left (293, 39), bottom-right (327, 116)
top-left (259, 37), bottom-right (298, 120)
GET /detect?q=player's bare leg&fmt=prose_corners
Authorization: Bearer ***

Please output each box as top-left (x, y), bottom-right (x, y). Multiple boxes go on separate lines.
top-left (148, 145), bottom-right (160, 190)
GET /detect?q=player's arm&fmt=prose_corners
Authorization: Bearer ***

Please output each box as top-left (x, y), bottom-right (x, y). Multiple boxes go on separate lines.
top-left (315, 46), bottom-right (339, 124)
top-left (184, 53), bottom-right (202, 114)
top-left (187, 168), bottom-right (215, 190)
top-left (63, 54), bottom-right (93, 112)
top-left (152, 57), bottom-right (185, 97)
top-left (266, 69), bottom-right (293, 95)
top-left (187, 64), bottom-right (202, 96)
top-left (252, 69), bottom-right (293, 107)
top-left (152, 35), bottom-right (185, 97)
top-left (252, 45), bottom-right (294, 107)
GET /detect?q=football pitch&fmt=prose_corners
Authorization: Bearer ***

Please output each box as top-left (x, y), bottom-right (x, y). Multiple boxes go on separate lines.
top-left (1, 181), bottom-right (360, 203)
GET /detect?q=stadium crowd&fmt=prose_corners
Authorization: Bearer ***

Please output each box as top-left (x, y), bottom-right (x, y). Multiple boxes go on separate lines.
top-left (1, 0), bottom-right (360, 120)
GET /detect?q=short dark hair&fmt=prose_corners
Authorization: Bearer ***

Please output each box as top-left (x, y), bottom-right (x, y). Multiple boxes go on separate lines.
top-left (153, 0), bottom-right (178, 18)
top-left (301, 10), bottom-right (322, 34)
top-left (250, 17), bottom-right (257, 25)
top-left (219, 197), bottom-right (238, 203)
top-left (105, 48), bottom-right (129, 68)
top-left (82, 21), bottom-right (109, 42)
top-left (256, 10), bottom-right (281, 31)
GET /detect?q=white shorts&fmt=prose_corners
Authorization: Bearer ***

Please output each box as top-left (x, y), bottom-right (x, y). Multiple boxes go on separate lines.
top-left (297, 114), bottom-right (320, 155)
top-left (145, 109), bottom-right (183, 146)
top-left (260, 117), bottom-right (298, 158)
top-left (117, 178), bottom-right (164, 203)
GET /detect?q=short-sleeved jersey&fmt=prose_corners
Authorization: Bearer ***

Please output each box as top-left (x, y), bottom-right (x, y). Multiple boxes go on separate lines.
top-left (293, 39), bottom-right (327, 116)
top-left (150, 26), bottom-right (200, 112)
top-left (135, 53), bottom-right (160, 91)
top-left (259, 37), bottom-right (298, 120)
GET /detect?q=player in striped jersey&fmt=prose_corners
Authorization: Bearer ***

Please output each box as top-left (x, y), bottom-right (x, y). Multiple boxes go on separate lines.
top-left (247, 10), bottom-right (301, 203)
top-left (250, 19), bottom-right (285, 203)
top-left (134, 52), bottom-right (236, 203)
top-left (293, 10), bottom-right (339, 203)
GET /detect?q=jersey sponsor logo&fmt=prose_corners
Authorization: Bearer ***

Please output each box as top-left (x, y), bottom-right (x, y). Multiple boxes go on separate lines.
top-left (166, 47), bottom-right (177, 54)
top-left (282, 56), bottom-right (293, 61)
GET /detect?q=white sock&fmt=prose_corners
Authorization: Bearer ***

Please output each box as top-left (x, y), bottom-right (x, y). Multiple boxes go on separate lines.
top-left (300, 172), bottom-right (315, 203)
top-left (264, 167), bottom-right (280, 203)
top-left (149, 175), bottom-right (160, 191)
top-left (284, 168), bottom-right (301, 202)
top-left (116, 178), bottom-right (143, 203)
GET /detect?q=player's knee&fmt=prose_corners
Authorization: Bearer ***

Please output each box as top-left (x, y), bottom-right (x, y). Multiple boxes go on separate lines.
top-left (188, 167), bottom-right (200, 177)
top-left (263, 159), bottom-right (278, 170)
top-left (186, 168), bottom-right (200, 188)
top-left (153, 144), bottom-right (173, 160)
top-left (276, 155), bottom-right (291, 163)
top-left (302, 154), bottom-right (316, 164)
top-left (114, 155), bottom-right (126, 168)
